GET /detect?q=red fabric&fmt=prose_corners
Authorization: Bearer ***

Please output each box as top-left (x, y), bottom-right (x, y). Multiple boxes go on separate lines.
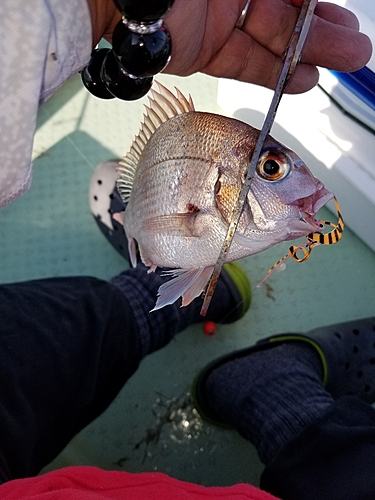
top-left (0, 466), bottom-right (279, 500)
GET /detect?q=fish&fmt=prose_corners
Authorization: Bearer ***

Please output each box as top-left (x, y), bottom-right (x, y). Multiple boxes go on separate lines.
top-left (115, 83), bottom-right (333, 311)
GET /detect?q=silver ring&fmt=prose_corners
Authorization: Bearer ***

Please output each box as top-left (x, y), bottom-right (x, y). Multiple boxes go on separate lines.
top-left (236, 0), bottom-right (252, 30)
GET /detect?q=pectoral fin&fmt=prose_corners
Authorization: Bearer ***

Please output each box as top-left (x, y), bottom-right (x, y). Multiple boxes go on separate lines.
top-left (142, 211), bottom-right (199, 237)
top-left (232, 231), bottom-right (266, 250)
top-left (150, 266), bottom-right (214, 311)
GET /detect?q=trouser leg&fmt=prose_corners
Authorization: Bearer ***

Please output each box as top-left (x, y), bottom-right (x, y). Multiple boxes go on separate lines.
top-left (0, 276), bottom-right (142, 483)
top-left (261, 396), bottom-right (375, 500)
top-left (0, 263), bottom-right (249, 484)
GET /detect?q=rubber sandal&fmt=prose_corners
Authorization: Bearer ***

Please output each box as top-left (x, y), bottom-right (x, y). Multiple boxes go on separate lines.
top-left (259, 317), bottom-right (375, 403)
top-left (89, 160), bottom-right (130, 261)
top-left (193, 316), bottom-right (375, 426)
top-left (219, 262), bottom-right (251, 323)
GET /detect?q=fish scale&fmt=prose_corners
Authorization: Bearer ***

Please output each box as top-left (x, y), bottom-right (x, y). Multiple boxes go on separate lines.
top-left (115, 83), bottom-right (334, 311)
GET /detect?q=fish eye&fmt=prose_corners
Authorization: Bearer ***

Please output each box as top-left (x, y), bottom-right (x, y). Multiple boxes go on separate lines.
top-left (256, 149), bottom-right (291, 182)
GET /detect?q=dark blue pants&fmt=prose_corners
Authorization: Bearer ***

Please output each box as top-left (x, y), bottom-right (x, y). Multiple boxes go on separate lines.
top-left (0, 277), bottom-right (375, 500)
top-left (0, 277), bottom-right (142, 483)
top-left (261, 397), bottom-right (375, 500)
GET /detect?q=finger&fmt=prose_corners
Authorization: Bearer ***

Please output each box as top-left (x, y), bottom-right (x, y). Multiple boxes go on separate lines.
top-left (314, 2), bottom-right (359, 30)
top-left (164, 0), bottom-right (209, 75)
top-left (242, 0), bottom-right (372, 71)
top-left (200, 29), bottom-right (320, 94)
top-left (290, 0), bottom-right (359, 31)
top-left (241, 0), bottom-right (296, 56)
top-left (300, 17), bottom-right (372, 72)
top-left (285, 63), bottom-right (319, 93)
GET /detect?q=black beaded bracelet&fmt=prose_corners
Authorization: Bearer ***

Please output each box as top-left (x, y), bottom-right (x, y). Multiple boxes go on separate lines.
top-left (81, 0), bottom-right (174, 101)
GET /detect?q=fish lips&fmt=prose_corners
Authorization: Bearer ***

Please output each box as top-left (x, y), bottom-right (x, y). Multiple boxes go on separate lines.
top-left (293, 186), bottom-right (334, 228)
top-left (297, 186), bottom-right (333, 215)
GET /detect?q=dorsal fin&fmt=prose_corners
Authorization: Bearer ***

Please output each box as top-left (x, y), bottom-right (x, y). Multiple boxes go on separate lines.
top-left (116, 82), bottom-right (195, 203)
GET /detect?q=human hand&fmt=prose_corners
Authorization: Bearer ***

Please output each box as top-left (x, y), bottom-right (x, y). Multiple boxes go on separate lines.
top-left (163, 0), bottom-right (372, 93)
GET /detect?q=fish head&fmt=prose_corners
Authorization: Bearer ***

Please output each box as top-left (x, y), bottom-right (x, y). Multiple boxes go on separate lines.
top-left (239, 138), bottom-right (333, 242)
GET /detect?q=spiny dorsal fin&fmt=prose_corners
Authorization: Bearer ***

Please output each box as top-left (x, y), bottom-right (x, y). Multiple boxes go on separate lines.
top-left (116, 82), bottom-right (195, 203)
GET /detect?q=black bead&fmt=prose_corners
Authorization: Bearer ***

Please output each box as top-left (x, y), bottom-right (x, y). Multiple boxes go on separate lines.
top-left (81, 48), bottom-right (115, 99)
top-left (112, 0), bottom-right (174, 22)
top-left (101, 50), bottom-right (153, 101)
top-left (112, 21), bottom-right (171, 78)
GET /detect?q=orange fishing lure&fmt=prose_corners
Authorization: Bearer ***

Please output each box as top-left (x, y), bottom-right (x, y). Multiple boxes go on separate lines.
top-left (258, 196), bottom-right (344, 286)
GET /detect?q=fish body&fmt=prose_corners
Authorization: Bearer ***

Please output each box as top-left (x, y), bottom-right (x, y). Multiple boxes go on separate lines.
top-left (117, 84), bottom-right (333, 310)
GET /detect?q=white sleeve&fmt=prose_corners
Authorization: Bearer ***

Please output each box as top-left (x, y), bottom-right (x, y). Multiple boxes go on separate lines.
top-left (0, 0), bottom-right (92, 208)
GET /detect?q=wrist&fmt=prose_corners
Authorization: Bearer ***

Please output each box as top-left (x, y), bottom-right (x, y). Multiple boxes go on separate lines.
top-left (87, 0), bottom-right (121, 47)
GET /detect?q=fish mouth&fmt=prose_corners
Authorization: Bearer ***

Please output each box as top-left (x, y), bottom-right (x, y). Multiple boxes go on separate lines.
top-left (295, 187), bottom-right (334, 217)
top-left (292, 186), bottom-right (334, 232)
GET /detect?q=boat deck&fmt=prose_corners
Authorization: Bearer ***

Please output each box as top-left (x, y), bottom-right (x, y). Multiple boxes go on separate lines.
top-left (1, 72), bottom-right (374, 487)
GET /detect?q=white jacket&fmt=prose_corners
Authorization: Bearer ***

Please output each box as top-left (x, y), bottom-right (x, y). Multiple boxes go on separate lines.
top-left (0, 0), bottom-right (92, 208)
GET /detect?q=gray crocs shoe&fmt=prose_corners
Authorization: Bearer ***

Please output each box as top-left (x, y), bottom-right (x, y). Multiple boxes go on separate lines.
top-left (193, 317), bottom-right (375, 427)
top-left (89, 160), bottom-right (130, 261)
top-left (260, 317), bottom-right (375, 403)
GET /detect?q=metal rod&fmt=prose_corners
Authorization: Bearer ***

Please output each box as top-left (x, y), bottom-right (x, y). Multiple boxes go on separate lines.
top-left (200, 0), bottom-right (318, 316)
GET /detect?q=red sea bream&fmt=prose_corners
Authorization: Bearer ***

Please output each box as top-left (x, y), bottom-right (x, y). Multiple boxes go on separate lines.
top-left (115, 84), bottom-right (333, 310)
